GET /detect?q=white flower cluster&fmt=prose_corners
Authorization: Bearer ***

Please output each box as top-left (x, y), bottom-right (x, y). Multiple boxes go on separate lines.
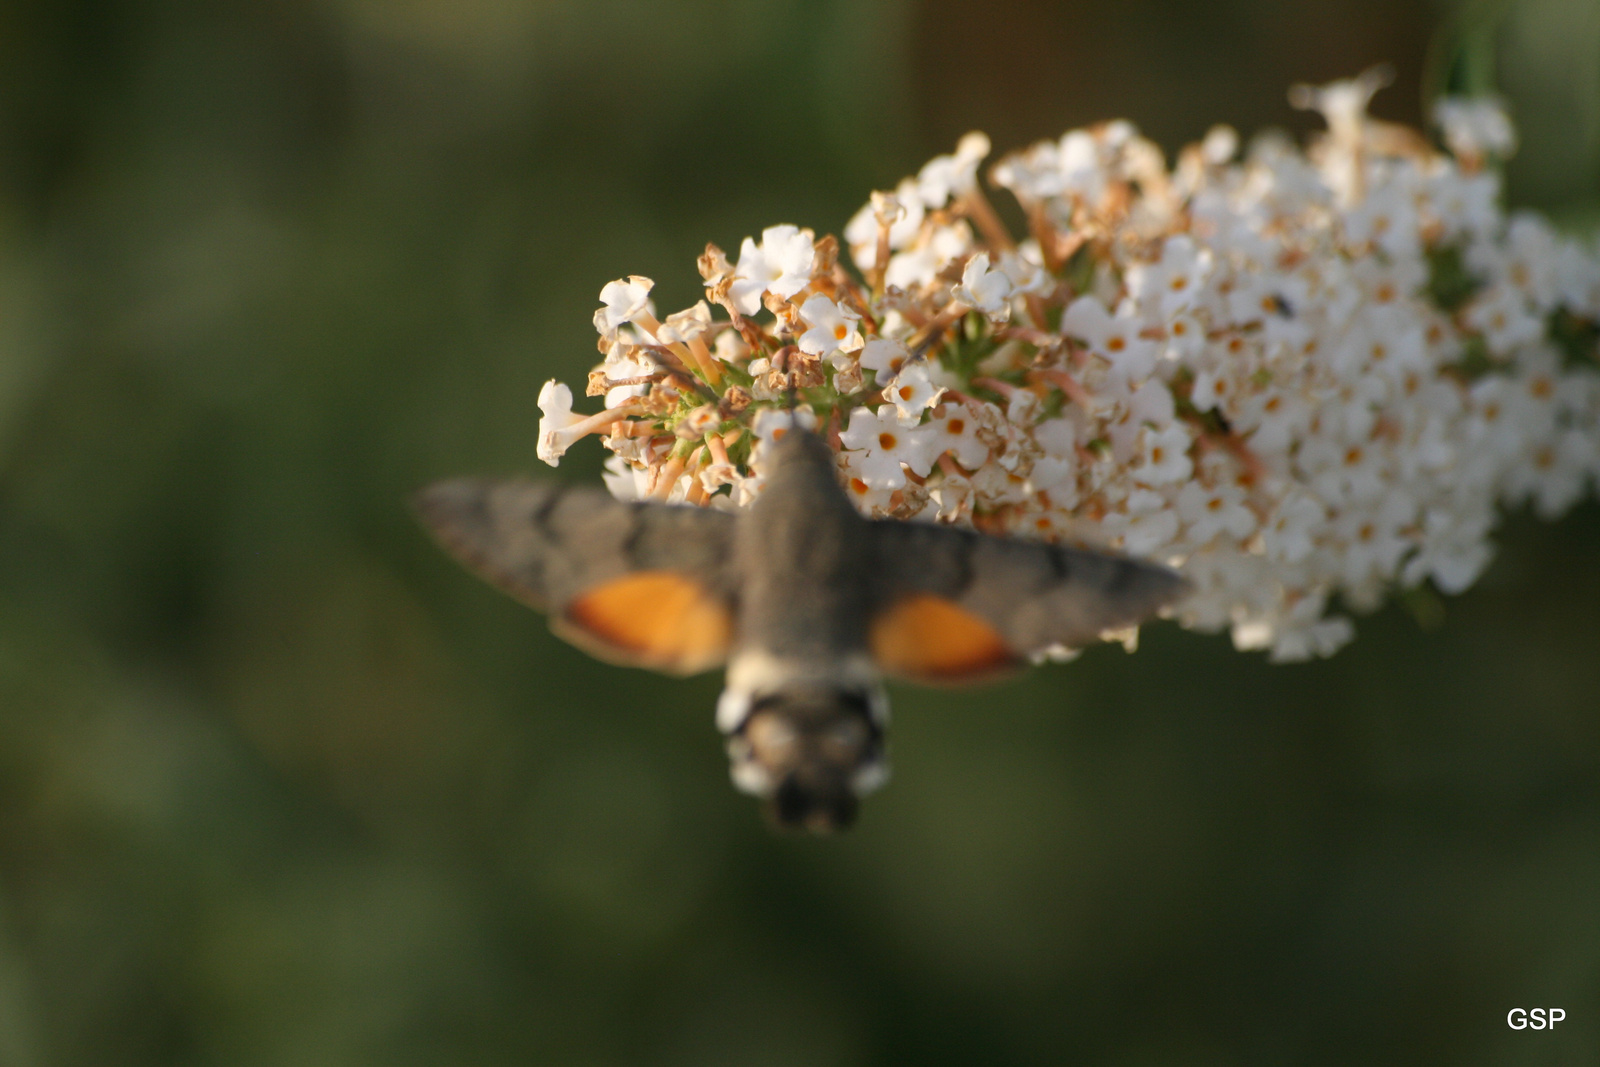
top-left (538, 72), bottom-right (1600, 661)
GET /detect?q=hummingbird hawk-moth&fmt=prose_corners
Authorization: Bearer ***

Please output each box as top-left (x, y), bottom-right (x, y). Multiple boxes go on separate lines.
top-left (416, 428), bottom-right (1187, 832)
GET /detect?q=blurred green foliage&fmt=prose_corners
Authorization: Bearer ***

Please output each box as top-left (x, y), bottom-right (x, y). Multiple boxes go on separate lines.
top-left (0, 1), bottom-right (1596, 1064)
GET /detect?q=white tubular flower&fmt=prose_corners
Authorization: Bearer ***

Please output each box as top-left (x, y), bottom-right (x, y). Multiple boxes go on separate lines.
top-left (711, 328), bottom-right (750, 364)
top-left (844, 180), bottom-right (924, 270)
top-left (916, 131), bottom-right (990, 208)
top-left (796, 294), bottom-right (864, 356)
top-left (1289, 65), bottom-right (1390, 146)
top-left (997, 249), bottom-right (1053, 296)
top-left (657, 301), bottom-right (713, 344)
top-left (954, 252), bottom-right (1014, 321)
top-left (601, 454), bottom-right (651, 501)
top-left (728, 225), bottom-right (816, 315)
top-left (594, 275), bottom-right (656, 341)
top-left (537, 380), bottom-right (584, 466)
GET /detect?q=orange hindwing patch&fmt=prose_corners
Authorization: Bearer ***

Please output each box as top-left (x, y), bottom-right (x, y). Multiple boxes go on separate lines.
top-left (869, 594), bottom-right (1016, 683)
top-left (560, 571), bottom-right (732, 675)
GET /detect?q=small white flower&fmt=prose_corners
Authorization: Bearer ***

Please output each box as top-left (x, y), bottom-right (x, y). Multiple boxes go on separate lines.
top-left (953, 252), bottom-right (1014, 321)
top-left (839, 406), bottom-right (938, 488)
top-left (1262, 492), bottom-right (1326, 564)
top-left (747, 407), bottom-right (818, 472)
top-left (844, 180), bottom-right (925, 270)
top-left (997, 249), bottom-right (1054, 296)
top-left (860, 337), bottom-right (910, 379)
top-left (1127, 235), bottom-right (1212, 317)
top-left (838, 458), bottom-right (898, 515)
top-left (796, 293), bottom-right (864, 356)
top-left (1062, 296), bottom-right (1159, 383)
top-left (915, 131), bottom-right (990, 208)
top-left (1402, 508), bottom-right (1495, 594)
top-left (919, 463), bottom-right (970, 518)
top-left (1289, 66), bottom-right (1390, 146)
top-left (1133, 423), bottom-right (1194, 486)
top-left (927, 402), bottom-right (992, 469)
top-left (1340, 177), bottom-right (1420, 258)
top-left (750, 406), bottom-right (815, 449)
top-left (882, 363), bottom-right (946, 426)
top-left (1201, 124), bottom-right (1238, 165)
top-left (601, 454), bottom-right (650, 501)
top-left (712, 328), bottom-right (750, 363)
top-left (1116, 488), bottom-right (1182, 556)
top-left (883, 221), bottom-right (973, 291)
top-left (537, 380), bottom-right (583, 466)
top-left (594, 275), bottom-right (656, 341)
top-left (655, 301), bottom-right (713, 344)
top-left (1265, 607), bottom-right (1354, 663)
top-left (1190, 367), bottom-right (1235, 413)
top-left (1463, 283), bottom-right (1544, 359)
top-left (728, 225), bottom-right (816, 315)
top-left (1177, 480), bottom-right (1258, 546)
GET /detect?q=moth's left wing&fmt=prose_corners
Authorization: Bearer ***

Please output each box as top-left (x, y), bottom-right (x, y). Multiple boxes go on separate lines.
top-left (868, 520), bottom-right (1189, 683)
top-left (416, 479), bottom-right (738, 675)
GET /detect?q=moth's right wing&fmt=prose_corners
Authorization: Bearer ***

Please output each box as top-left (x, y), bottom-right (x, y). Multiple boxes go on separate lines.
top-left (868, 520), bottom-right (1189, 683)
top-left (415, 479), bottom-right (738, 675)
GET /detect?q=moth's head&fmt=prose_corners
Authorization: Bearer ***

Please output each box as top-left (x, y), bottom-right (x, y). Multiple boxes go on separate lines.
top-left (719, 683), bottom-right (889, 833)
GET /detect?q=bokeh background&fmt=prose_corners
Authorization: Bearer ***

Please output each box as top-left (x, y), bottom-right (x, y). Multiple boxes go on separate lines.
top-left (0, 0), bottom-right (1596, 1064)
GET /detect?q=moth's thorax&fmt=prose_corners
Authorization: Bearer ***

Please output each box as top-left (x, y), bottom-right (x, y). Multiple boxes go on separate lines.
top-left (735, 430), bottom-right (876, 660)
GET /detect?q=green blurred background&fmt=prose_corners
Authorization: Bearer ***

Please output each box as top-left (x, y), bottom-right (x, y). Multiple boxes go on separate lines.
top-left (0, 0), bottom-right (1596, 1064)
